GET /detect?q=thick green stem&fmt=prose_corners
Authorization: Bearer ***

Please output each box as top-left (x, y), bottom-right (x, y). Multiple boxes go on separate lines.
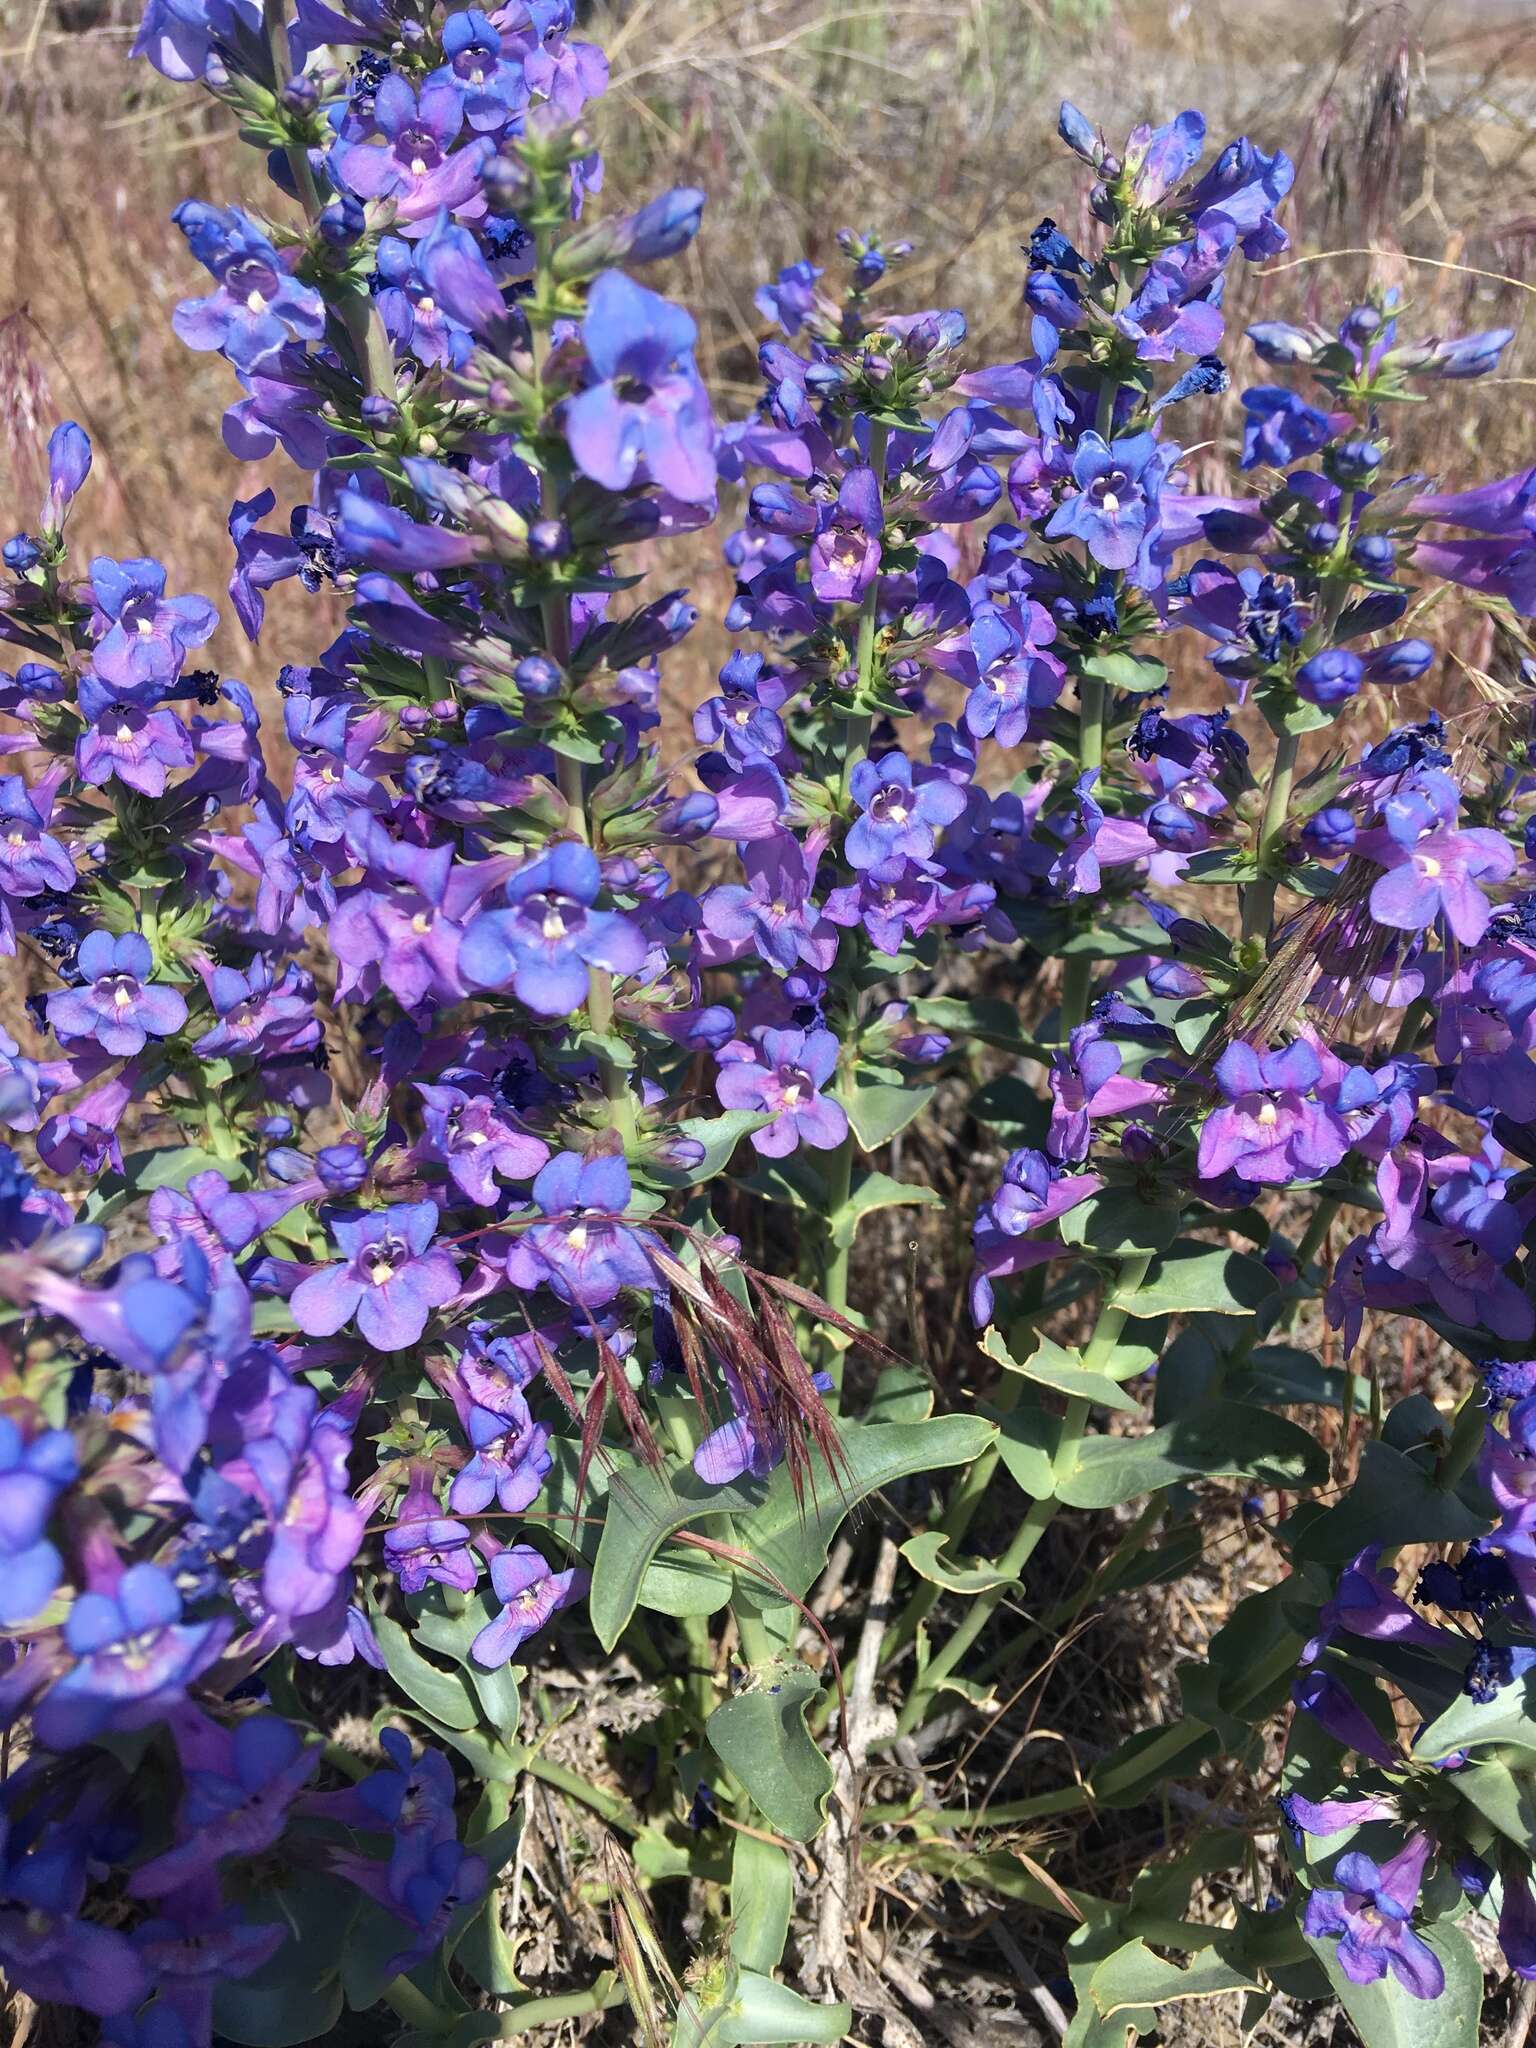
top-left (1240, 727), bottom-right (1299, 942)
top-left (837, 419), bottom-right (890, 802)
top-left (817, 1129), bottom-right (855, 1403)
top-left (520, 1749), bottom-right (637, 1832)
top-left (472, 1976), bottom-right (625, 2039)
top-left (382, 1976), bottom-right (451, 2031)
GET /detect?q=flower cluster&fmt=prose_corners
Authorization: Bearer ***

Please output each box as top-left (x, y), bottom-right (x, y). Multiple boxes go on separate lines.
top-left (1, 19), bottom-right (1534, 2046)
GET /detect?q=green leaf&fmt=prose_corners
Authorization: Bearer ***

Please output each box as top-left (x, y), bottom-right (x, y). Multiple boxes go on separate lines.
top-left (212, 1876), bottom-right (346, 2046)
top-left (590, 1416), bottom-right (994, 1648)
top-left (1415, 1657), bottom-right (1536, 1761)
top-left (968, 1071), bottom-right (1049, 1145)
top-left (1111, 1242), bottom-right (1276, 1317)
top-left (828, 1169), bottom-right (941, 1248)
top-left (729, 1414), bottom-right (995, 1617)
top-left (1088, 1940), bottom-right (1261, 2020)
top-left (700, 1966), bottom-right (856, 2048)
top-left (730, 1832), bottom-right (793, 1974)
top-left (983, 1324), bottom-right (1145, 1407)
top-left (705, 1654), bottom-right (833, 1842)
top-left (980, 1395), bottom-right (1059, 1498)
top-left (1444, 1757), bottom-right (1536, 1851)
top-left (370, 1608), bottom-right (481, 1729)
top-left (1056, 917), bottom-right (1170, 958)
top-left (81, 1145), bottom-right (235, 1227)
top-left (648, 1111), bottom-right (769, 1185)
top-left (912, 994), bottom-right (1043, 1055)
top-left (843, 1076), bottom-right (936, 1150)
top-left (864, 1364), bottom-right (934, 1424)
top-left (1056, 1187), bottom-right (1182, 1255)
top-left (1082, 650), bottom-right (1168, 694)
top-left (1292, 1441), bottom-right (1490, 1569)
top-left (900, 1530), bottom-right (1016, 1593)
top-left (1305, 1921), bottom-right (1480, 2048)
top-left (1056, 1401), bottom-right (1328, 1509)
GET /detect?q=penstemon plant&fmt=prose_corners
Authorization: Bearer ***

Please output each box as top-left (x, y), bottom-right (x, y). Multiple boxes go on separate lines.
top-left (1, 4), bottom-right (1535, 2041)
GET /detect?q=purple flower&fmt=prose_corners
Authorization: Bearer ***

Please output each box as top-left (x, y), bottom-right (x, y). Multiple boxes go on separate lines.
top-left (1044, 430), bottom-right (1170, 573)
top-left (335, 77), bottom-right (489, 226)
top-left (46, 931), bottom-right (188, 1059)
top-left (1197, 1038), bottom-right (1351, 1185)
top-left (130, 0), bottom-right (257, 83)
top-left (1303, 1834), bottom-right (1445, 2000)
top-left (0, 777), bottom-right (75, 900)
top-left (0, 1414), bottom-right (76, 1625)
top-left (1240, 388), bottom-right (1342, 469)
top-left (449, 1396), bottom-right (552, 1515)
top-left (41, 421), bottom-right (91, 531)
top-left (505, 1151), bottom-right (657, 1306)
top-left (845, 753), bottom-right (966, 875)
top-left (471, 1545), bottom-right (588, 1667)
top-left (383, 1479), bottom-right (479, 1595)
top-left (171, 202), bottom-right (326, 375)
top-left (1291, 1669), bottom-right (1401, 1769)
top-left (565, 271), bottom-right (716, 504)
top-left (417, 1082), bottom-right (550, 1204)
top-left (716, 1026), bottom-right (847, 1157)
top-left (808, 466), bottom-right (883, 603)
top-left (1295, 648), bottom-right (1363, 708)
top-left (0, 1824), bottom-right (150, 2018)
top-left (693, 1362), bottom-right (832, 1485)
top-left (35, 1563), bottom-right (233, 1749)
top-left (128, 1712), bottom-right (319, 1897)
top-left (425, 7), bottom-right (529, 130)
top-left (1362, 816), bottom-right (1515, 946)
top-left (290, 1200), bottom-right (460, 1350)
top-left (460, 841), bottom-right (647, 1017)
top-left (699, 831), bottom-right (838, 973)
top-left (76, 705), bottom-right (193, 797)
top-left (85, 555), bottom-right (217, 698)
top-left (192, 957), bottom-right (320, 1064)
top-left (1500, 1869), bottom-right (1536, 1980)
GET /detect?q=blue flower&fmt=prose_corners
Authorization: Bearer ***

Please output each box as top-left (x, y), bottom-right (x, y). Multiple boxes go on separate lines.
top-left (1240, 387), bottom-right (1338, 469)
top-left (845, 753), bottom-right (967, 875)
top-left (35, 1563), bottom-right (232, 1749)
top-left (1303, 1835), bottom-right (1445, 2000)
top-left (505, 1151), bottom-right (658, 1306)
top-left (46, 931), bottom-right (189, 1059)
top-left (460, 841), bottom-right (646, 1017)
top-left (425, 8), bottom-right (528, 131)
top-left (85, 555), bottom-right (217, 698)
top-left (171, 202), bottom-right (326, 374)
top-left (1044, 430), bottom-right (1170, 573)
top-left (0, 1416), bottom-right (76, 1626)
top-left (565, 271), bottom-right (716, 503)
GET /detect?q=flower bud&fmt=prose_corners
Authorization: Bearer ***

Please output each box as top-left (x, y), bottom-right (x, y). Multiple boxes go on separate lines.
top-left (1368, 638), bottom-right (1441, 688)
top-left (1302, 805), bottom-right (1356, 857)
top-left (1246, 321), bottom-right (1320, 366)
top-left (1295, 647), bottom-right (1364, 707)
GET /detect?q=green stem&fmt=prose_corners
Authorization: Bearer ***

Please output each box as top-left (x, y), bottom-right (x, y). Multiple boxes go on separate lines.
top-left (817, 1130), bottom-right (855, 1403)
top-left (889, 1253), bottom-right (1151, 1740)
top-left (521, 1749), bottom-right (638, 1833)
top-left (262, 0), bottom-right (393, 398)
top-left (1240, 727), bottom-right (1299, 942)
top-left (1294, 1194), bottom-right (1339, 1275)
top-left (1057, 669), bottom-right (1108, 1033)
top-left (865, 1784), bottom-right (1096, 1828)
top-left (837, 419), bottom-right (890, 802)
top-left (382, 1977), bottom-right (451, 2032)
top-left (474, 1976), bottom-right (625, 2039)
